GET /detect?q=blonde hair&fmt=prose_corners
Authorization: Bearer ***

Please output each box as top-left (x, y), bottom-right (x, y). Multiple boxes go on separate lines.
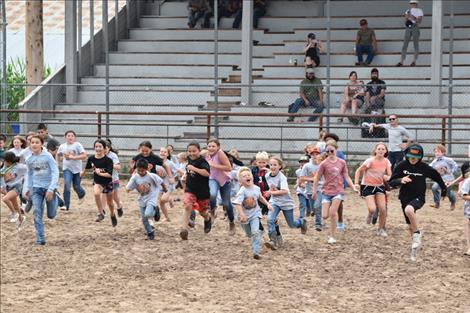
top-left (304, 143), bottom-right (315, 154)
top-left (237, 166), bottom-right (252, 180)
top-left (434, 144), bottom-right (446, 154)
top-left (371, 142), bottom-right (388, 157)
top-left (177, 152), bottom-right (187, 161)
top-left (269, 156), bottom-right (284, 169)
top-left (325, 139), bottom-right (338, 150)
top-left (255, 151), bottom-right (269, 161)
top-left (319, 129), bottom-right (327, 141)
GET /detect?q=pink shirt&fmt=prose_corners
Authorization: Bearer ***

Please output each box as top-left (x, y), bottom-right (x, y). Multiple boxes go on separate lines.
top-left (205, 149), bottom-right (231, 187)
top-left (361, 157), bottom-right (390, 186)
top-left (317, 158), bottom-right (348, 196)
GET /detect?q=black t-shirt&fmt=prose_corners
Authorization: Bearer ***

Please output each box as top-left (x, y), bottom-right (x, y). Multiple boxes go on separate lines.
top-left (366, 79), bottom-right (386, 98)
top-left (132, 153), bottom-right (164, 174)
top-left (86, 155), bottom-right (114, 185)
top-left (185, 156), bottom-right (210, 199)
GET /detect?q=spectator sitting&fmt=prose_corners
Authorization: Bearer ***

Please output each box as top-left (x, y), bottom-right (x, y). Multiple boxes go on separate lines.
top-left (365, 68), bottom-right (386, 113)
top-left (338, 71), bottom-right (365, 123)
top-left (232, 0), bottom-right (267, 29)
top-left (187, 0), bottom-right (212, 29)
top-left (287, 68), bottom-right (324, 123)
top-left (205, 0), bottom-right (241, 28)
top-left (304, 33), bottom-right (324, 68)
top-left (397, 0), bottom-right (423, 67)
top-left (355, 19), bottom-right (377, 66)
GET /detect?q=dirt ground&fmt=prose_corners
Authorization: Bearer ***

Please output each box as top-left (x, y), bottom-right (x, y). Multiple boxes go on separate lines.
top-left (1, 180), bottom-right (469, 313)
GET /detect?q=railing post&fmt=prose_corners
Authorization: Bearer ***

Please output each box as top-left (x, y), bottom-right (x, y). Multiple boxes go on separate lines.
top-left (206, 114), bottom-right (211, 140)
top-left (97, 112), bottom-right (102, 138)
top-left (319, 114), bottom-right (324, 131)
top-left (441, 117), bottom-right (446, 146)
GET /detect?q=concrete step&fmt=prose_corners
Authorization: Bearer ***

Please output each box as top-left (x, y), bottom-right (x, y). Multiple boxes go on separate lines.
top-left (129, 28), bottom-right (268, 40)
top-left (93, 64), bottom-right (238, 78)
top-left (81, 77), bottom-right (222, 86)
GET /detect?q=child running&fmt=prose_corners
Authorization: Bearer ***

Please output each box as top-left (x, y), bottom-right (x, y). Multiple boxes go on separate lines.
top-left (159, 146), bottom-right (177, 221)
top-left (457, 163), bottom-right (470, 255)
top-left (179, 142), bottom-right (212, 240)
top-left (312, 141), bottom-right (358, 244)
top-left (1, 152), bottom-right (28, 229)
top-left (56, 130), bottom-right (87, 211)
top-left (82, 139), bottom-right (117, 226)
top-left (103, 139), bottom-right (124, 217)
top-left (8, 135), bottom-right (26, 156)
top-left (25, 135), bottom-right (59, 245)
top-left (295, 155), bottom-right (310, 222)
top-left (233, 167), bottom-right (273, 259)
top-left (389, 144), bottom-right (447, 261)
top-left (430, 144), bottom-right (458, 210)
top-left (126, 159), bottom-right (167, 240)
top-left (300, 147), bottom-right (323, 230)
top-left (354, 142), bottom-right (392, 236)
top-left (265, 157), bottom-right (308, 250)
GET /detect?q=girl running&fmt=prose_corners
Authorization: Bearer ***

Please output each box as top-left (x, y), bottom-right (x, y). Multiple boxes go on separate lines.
top-left (8, 135), bottom-right (27, 156)
top-left (1, 152), bottom-right (27, 229)
top-left (354, 143), bottom-right (392, 236)
top-left (312, 141), bottom-right (358, 244)
top-left (233, 167), bottom-right (273, 259)
top-left (82, 139), bottom-right (117, 226)
top-left (102, 139), bottom-right (124, 217)
top-left (56, 130), bottom-right (87, 211)
top-left (126, 159), bottom-right (167, 240)
top-left (25, 135), bottom-right (59, 245)
top-left (129, 141), bottom-right (173, 183)
top-left (159, 146), bottom-right (177, 221)
top-left (265, 157), bottom-right (308, 250)
top-left (179, 142), bottom-right (212, 241)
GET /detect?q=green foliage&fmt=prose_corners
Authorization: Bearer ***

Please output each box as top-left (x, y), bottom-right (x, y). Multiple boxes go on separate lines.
top-left (1, 58), bottom-right (52, 122)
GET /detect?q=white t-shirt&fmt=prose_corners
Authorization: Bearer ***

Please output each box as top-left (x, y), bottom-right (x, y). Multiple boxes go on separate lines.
top-left (126, 172), bottom-right (164, 208)
top-left (57, 142), bottom-right (85, 174)
top-left (407, 7), bottom-right (423, 24)
top-left (233, 185), bottom-right (262, 222)
top-left (265, 171), bottom-right (295, 210)
top-left (106, 151), bottom-right (120, 182)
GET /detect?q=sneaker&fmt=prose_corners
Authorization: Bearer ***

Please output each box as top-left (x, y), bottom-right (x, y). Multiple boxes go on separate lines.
top-left (287, 116), bottom-right (294, 122)
top-left (315, 224), bottom-right (322, 232)
top-left (229, 221), bottom-right (236, 236)
top-left (300, 218), bottom-right (308, 235)
top-left (9, 213), bottom-right (19, 223)
top-left (412, 232), bottom-right (422, 249)
top-left (377, 229), bottom-right (388, 237)
top-left (264, 241), bottom-right (277, 250)
top-left (78, 196), bottom-right (85, 205)
top-left (336, 222), bottom-right (345, 232)
top-left (430, 203), bottom-right (440, 209)
top-left (180, 229), bottom-right (188, 240)
top-left (111, 214), bottom-right (118, 227)
top-left (327, 237), bottom-right (337, 244)
top-left (60, 206), bottom-right (68, 211)
top-left (154, 206), bottom-right (161, 222)
top-left (147, 231), bottom-right (155, 240)
top-left (204, 217), bottom-right (212, 234)
top-left (361, 122), bottom-right (371, 128)
top-left (95, 213), bottom-right (105, 222)
top-left (253, 254), bottom-right (260, 260)
top-left (36, 241), bottom-right (46, 246)
top-left (265, 232), bottom-right (278, 250)
top-left (276, 233), bottom-right (284, 248)
top-left (117, 207), bottom-right (124, 217)
top-left (366, 213), bottom-right (373, 225)
top-left (16, 215), bottom-right (26, 231)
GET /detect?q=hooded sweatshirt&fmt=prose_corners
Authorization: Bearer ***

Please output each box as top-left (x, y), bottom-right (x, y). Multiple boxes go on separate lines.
top-left (389, 144), bottom-right (446, 203)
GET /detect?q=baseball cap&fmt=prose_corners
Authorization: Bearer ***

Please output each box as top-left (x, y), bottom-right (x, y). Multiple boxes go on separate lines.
top-left (306, 68), bottom-right (315, 74)
top-left (409, 0), bottom-right (418, 4)
top-left (310, 147), bottom-right (321, 155)
top-left (299, 155), bottom-right (310, 162)
top-left (371, 68), bottom-right (379, 74)
top-left (405, 144), bottom-right (423, 159)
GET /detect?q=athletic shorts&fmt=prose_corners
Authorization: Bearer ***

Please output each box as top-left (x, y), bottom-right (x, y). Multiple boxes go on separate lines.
top-left (321, 193), bottom-right (344, 203)
top-left (184, 192), bottom-right (209, 212)
top-left (401, 198), bottom-right (425, 224)
top-left (94, 182), bottom-right (114, 194)
top-left (361, 185), bottom-right (386, 197)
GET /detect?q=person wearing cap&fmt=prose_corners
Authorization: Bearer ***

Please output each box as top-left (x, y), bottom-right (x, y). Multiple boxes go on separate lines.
top-left (397, 0), bottom-right (423, 67)
top-left (287, 68), bottom-right (324, 122)
top-left (295, 155), bottom-right (310, 227)
top-left (365, 68), bottom-right (386, 112)
top-left (355, 19), bottom-right (377, 66)
top-left (300, 147), bottom-right (323, 230)
top-left (304, 32), bottom-right (324, 67)
top-left (389, 143), bottom-right (447, 261)
top-left (368, 114), bottom-right (413, 170)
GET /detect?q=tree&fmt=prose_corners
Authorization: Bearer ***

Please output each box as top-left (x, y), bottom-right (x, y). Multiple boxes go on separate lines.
top-left (25, 0), bottom-right (44, 95)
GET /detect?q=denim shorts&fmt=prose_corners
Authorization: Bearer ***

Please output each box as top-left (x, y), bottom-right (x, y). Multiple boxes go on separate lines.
top-left (113, 181), bottom-right (120, 190)
top-left (321, 193), bottom-right (344, 203)
top-left (6, 184), bottom-right (22, 195)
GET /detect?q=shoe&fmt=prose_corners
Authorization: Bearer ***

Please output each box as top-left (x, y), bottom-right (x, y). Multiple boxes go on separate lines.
top-left (36, 241), bottom-right (46, 246)
top-left (430, 203), bottom-right (439, 209)
top-left (276, 234), bottom-right (284, 248)
top-left (361, 122), bottom-right (371, 128)
top-left (204, 217), bottom-right (212, 234)
top-left (16, 215), bottom-right (26, 231)
top-left (149, 219), bottom-right (155, 227)
top-left (337, 118), bottom-right (343, 123)
top-left (412, 232), bottom-right (422, 249)
top-left (253, 254), bottom-right (260, 260)
top-left (327, 237), bottom-right (337, 244)
top-left (377, 229), bottom-right (388, 237)
top-left (229, 221), bottom-right (236, 236)
top-left (300, 218), bottom-right (308, 235)
top-left (315, 224), bottom-right (322, 232)
top-left (450, 203), bottom-right (456, 211)
top-left (95, 213), bottom-right (105, 222)
top-left (264, 241), bottom-right (277, 250)
top-left (410, 61), bottom-right (416, 67)
top-left (355, 62), bottom-right (361, 66)
top-left (287, 116), bottom-right (294, 122)
top-left (154, 206), bottom-right (161, 222)
top-left (266, 232), bottom-right (278, 250)
top-left (60, 206), bottom-right (68, 211)
top-left (147, 231), bottom-right (155, 240)
top-left (336, 222), bottom-right (345, 232)
top-left (24, 202), bottom-right (32, 214)
top-left (117, 207), bottom-right (123, 217)
top-left (396, 62), bottom-right (403, 67)
top-left (111, 214), bottom-right (118, 227)
top-left (180, 229), bottom-right (189, 240)
top-left (78, 196), bottom-right (85, 205)
top-left (9, 213), bottom-right (19, 223)
top-left (366, 213), bottom-right (372, 224)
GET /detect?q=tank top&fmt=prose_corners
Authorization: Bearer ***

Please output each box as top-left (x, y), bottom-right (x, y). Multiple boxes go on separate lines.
top-left (206, 150), bottom-right (231, 187)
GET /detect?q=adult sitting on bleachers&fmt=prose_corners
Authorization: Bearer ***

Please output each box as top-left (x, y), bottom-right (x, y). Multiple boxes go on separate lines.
top-left (304, 33), bottom-right (324, 68)
top-left (355, 19), bottom-right (377, 66)
top-left (232, 0), bottom-right (267, 29)
top-left (205, 0), bottom-right (241, 28)
top-left (396, 0), bottom-right (423, 67)
top-left (338, 71), bottom-right (365, 123)
top-left (365, 68), bottom-right (386, 113)
top-left (187, 0), bottom-right (212, 29)
top-left (287, 68), bottom-right (324, 123)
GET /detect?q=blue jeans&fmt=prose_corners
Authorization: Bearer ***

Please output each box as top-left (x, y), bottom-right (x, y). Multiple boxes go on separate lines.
top-left (388, 151), bottom-right (404, 171)
top-left (240, 217), bottom-right (261, 255)
top-left (432, 182), bottom-right (456, 206)
top-left (31, 187), bottom-right (58, 244)
top-left (232, 7), bottom-right (266, 29)
top-left (140, 203), bottom-right (155, 235)
top-left (209, 179), bottom-right (234, 222)
top-left (188, 10), bottom-right (207, 28)
top-left (356, 44), bottom-right (374, 64)
top-left (63, 169), bottom-right (86, 209)
top-left (309, 191), bottom-right (322, 226)
top-left (267, 204), bottom-right (301, 235)
top-left (289, 98), bottom-right (324, 121)
top-left (298, 193), bottom-right (309, 220)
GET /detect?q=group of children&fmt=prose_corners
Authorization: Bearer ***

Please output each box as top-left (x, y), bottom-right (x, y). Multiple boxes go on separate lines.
top-left (1, 126), bottom-right (469, 261)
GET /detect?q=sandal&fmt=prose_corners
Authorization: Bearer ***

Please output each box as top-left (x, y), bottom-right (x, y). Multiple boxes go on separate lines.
top-left (396, 62), bottom-right (403, 67)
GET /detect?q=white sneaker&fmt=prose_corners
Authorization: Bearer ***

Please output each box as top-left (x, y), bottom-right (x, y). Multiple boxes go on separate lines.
top-left (149, 219), bottom-right (155, 227)
top-left (9, 213), bottom-right (19, 223)
top-left (327, 237), bottom-right (337, 244)
top-left (16, 215), bottom-right (26, 231)
top-left (361, 122), bottom-right (371, 128)
top-left (412, 232), bottom-right (422, 249)
top-left (377, 229), bottom-right (388, 237)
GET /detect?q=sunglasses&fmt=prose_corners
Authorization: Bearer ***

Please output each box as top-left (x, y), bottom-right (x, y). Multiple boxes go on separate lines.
top-left (360, 23), bottom-right (367, 26)
top-left (326, 149), bottom-right (335, 154)
top-left (389, 118), bottom-right (397, 121)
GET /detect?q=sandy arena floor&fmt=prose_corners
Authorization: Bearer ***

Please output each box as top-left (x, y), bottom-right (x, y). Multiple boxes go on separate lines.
top-left (1, 180), bottom-right (469, 313)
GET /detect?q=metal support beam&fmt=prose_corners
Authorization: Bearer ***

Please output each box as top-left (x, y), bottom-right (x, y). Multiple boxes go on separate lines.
top-left (0, 0), bottom-right (7, 134)
top-left (115, 0), bottom-right (119, 50)
top-left (241, 0), bottom-right (253, 105)
top-left (213, 0), bottom-right (219, 137)
top-left (325, 0), bottom-right (331, 130)
top-left (65, 0), bottom-right (78, 103)
top-left (77, 0), bottom-right (82, 80)
top-left (103, 0), bottom-right (110, 137)
top-left (430, 0), bottom-right (443, 107)
top-left (448, 0), bottom-right (454, 154)
top-left (90, 0), bottom-right (94, 74)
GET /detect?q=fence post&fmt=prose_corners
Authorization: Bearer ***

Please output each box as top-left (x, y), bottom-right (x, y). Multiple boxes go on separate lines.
top-left (206, 114), bottom-right (211, 140)
top-left (441, 117), bottom-right (446, 145)
top-left (319, 114), bottom-right (324, 131)
top-left (97, 112), bottom-right (102, 138)
top-left (280, 126), bottom-right (283, 159)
